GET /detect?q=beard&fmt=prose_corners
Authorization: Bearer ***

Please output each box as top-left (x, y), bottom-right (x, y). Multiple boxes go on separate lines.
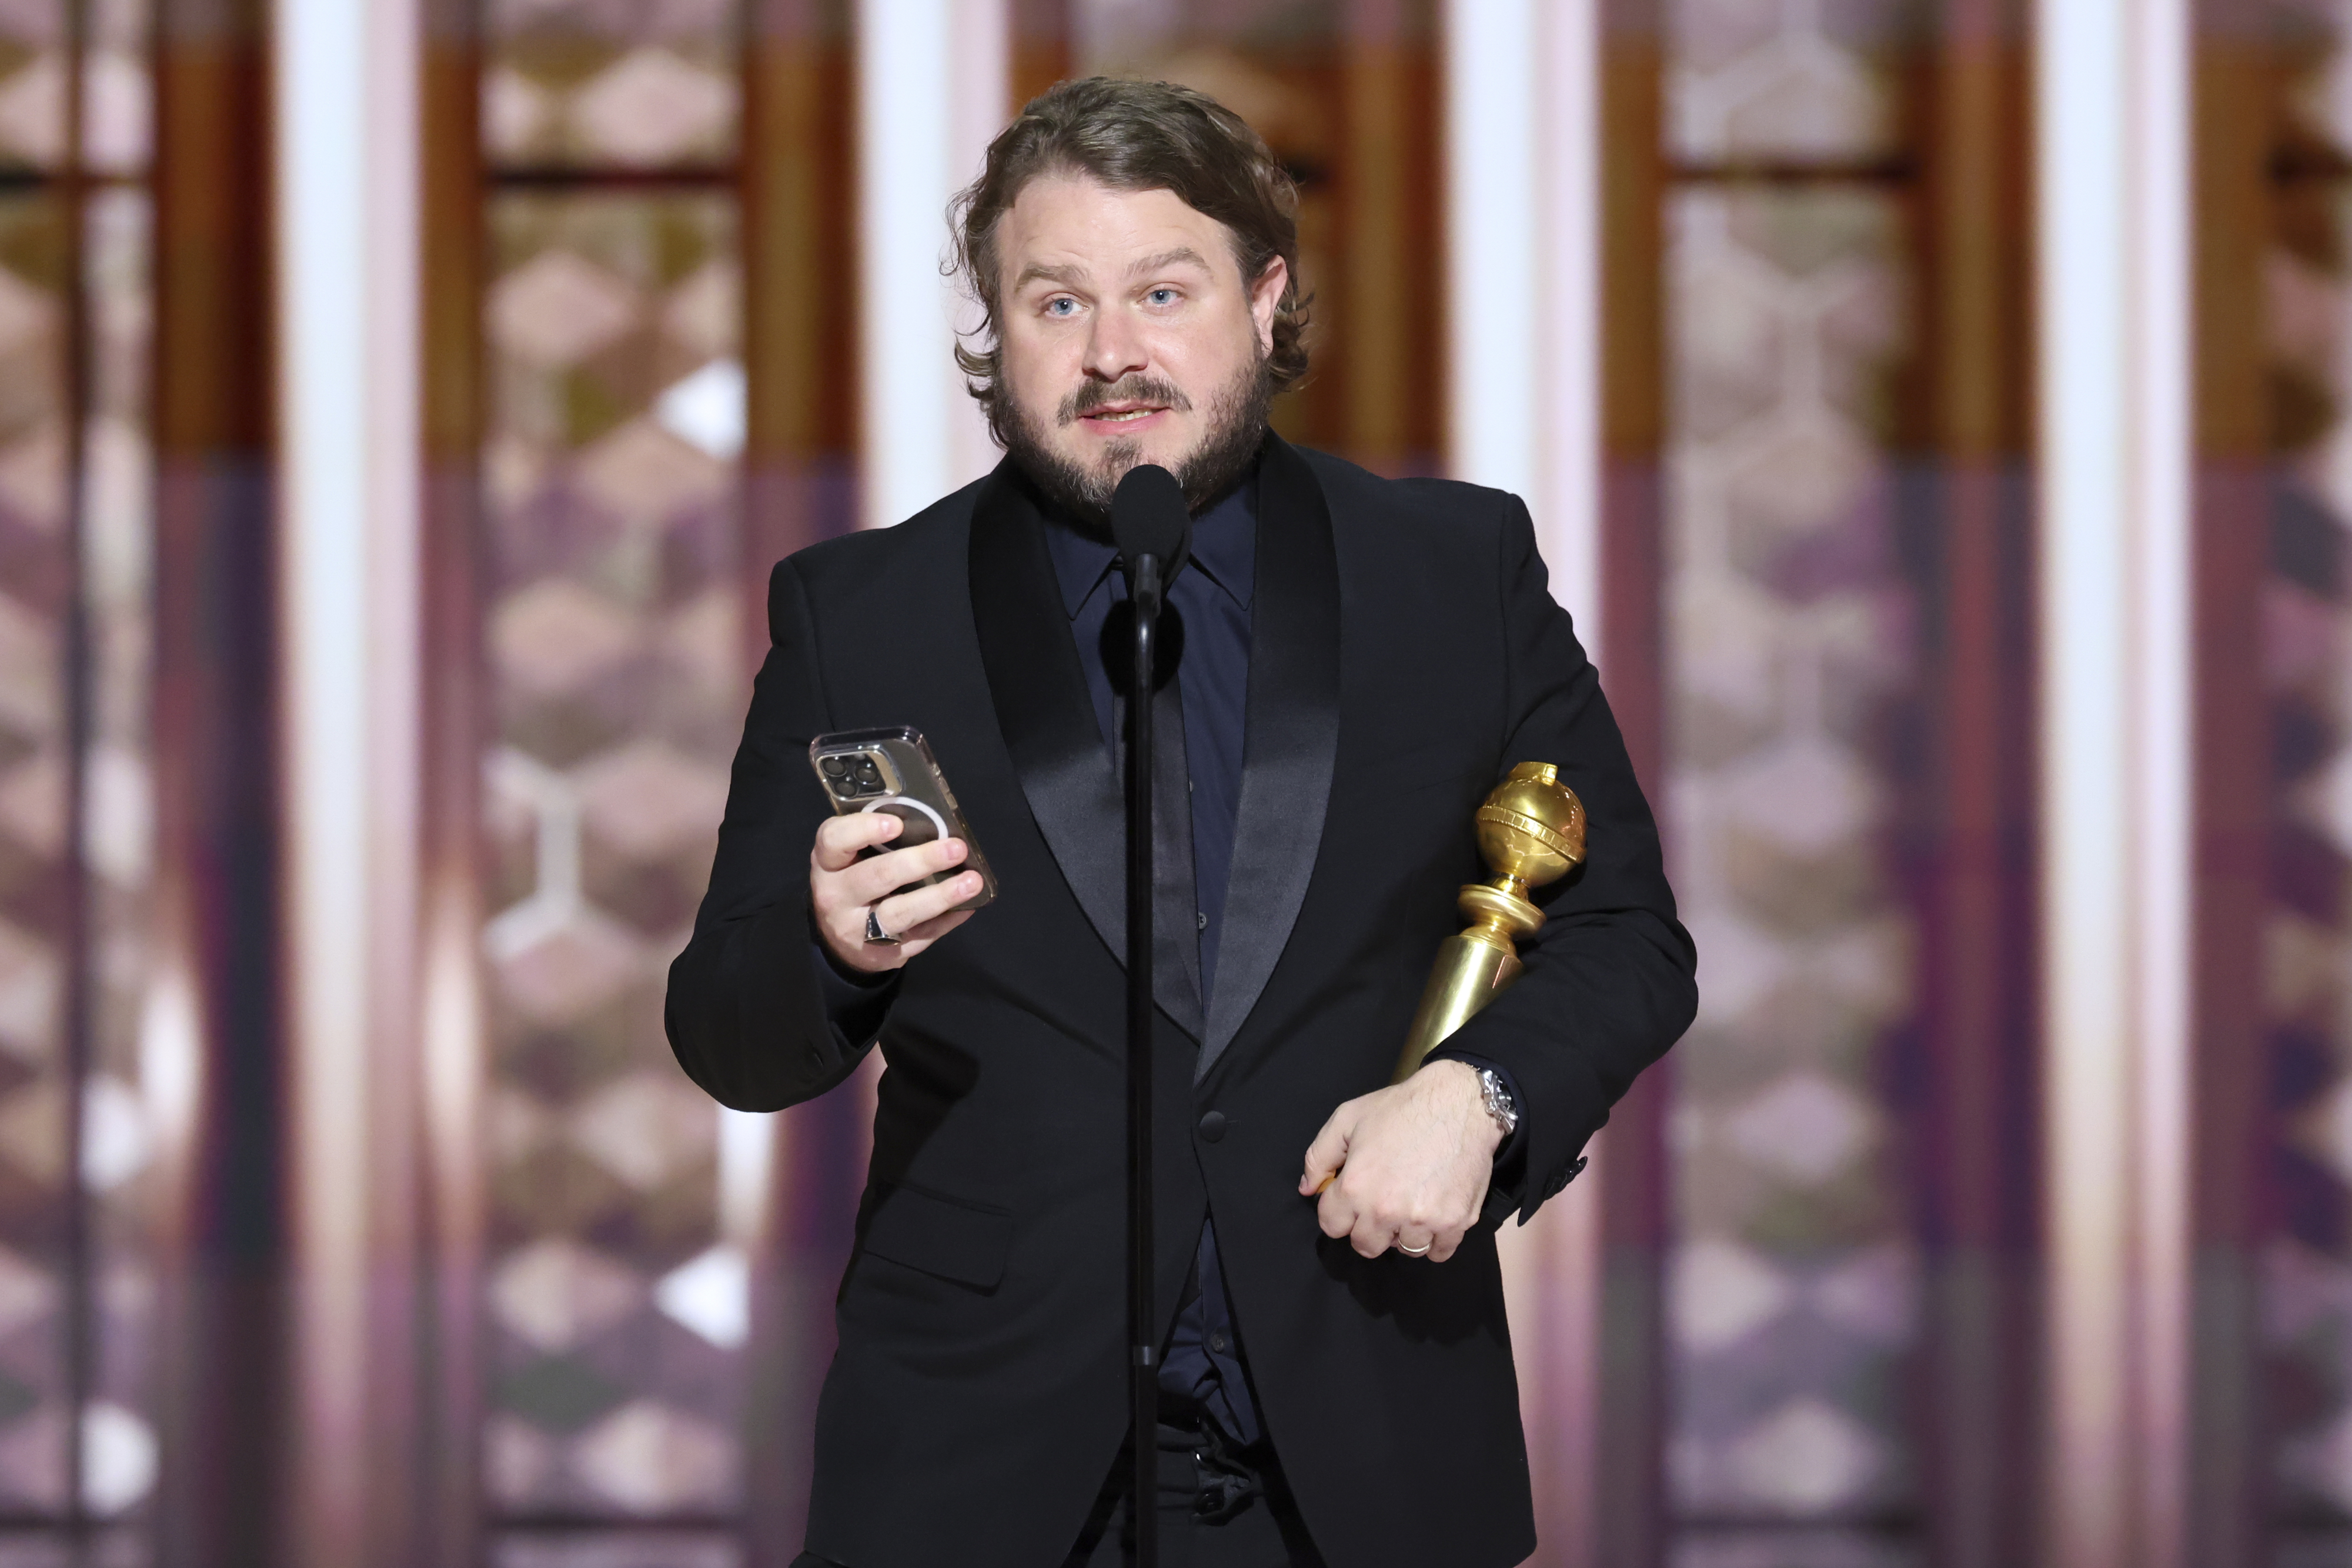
top-left (999, 349), bottom-right (1274, 527)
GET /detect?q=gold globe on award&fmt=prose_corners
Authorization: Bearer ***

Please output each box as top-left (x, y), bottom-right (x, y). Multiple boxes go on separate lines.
top-left (1392, 761), bottom-right (1588, 1081)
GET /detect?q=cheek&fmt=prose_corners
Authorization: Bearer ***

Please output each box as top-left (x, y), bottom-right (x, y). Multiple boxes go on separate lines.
top-left (1152, 327), bottom-right (1248, 401)
top-left (997, 329), bottom-right (1073, 410)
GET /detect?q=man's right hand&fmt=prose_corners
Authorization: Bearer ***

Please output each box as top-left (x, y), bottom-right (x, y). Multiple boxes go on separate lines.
top-left (811, 814), bottom-right (983, 974)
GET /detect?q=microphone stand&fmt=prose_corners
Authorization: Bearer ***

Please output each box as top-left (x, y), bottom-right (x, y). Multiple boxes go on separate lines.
top-left (1124, 554), bottom-right (1164, 1568)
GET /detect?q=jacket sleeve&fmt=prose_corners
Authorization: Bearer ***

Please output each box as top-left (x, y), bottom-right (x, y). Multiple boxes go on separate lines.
top-left (1442, 497), bottom-right (1699, 1222)
top-left (665, 557), bottom-right (895, 1111)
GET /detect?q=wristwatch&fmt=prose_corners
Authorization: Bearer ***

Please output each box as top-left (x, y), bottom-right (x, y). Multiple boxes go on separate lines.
top-left (1475, 1066), bottom-right (1519, 1141)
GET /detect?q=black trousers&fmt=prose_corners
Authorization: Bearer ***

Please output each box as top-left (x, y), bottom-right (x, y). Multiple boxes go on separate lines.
top-left (790, 1412), bottom-right (1324, 1568)
top-left (1060, 1412), bottom-right (1325, 1568)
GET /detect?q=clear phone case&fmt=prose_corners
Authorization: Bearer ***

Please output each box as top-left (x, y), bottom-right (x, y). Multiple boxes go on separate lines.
top-left (808, 726), bottom-right (997, 911)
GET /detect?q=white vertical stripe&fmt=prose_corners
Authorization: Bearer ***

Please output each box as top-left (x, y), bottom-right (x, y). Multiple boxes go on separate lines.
top-left (858, 0), bottom-right (1010, 530)
top-left (951, 1), bottom-right (1011, 491)
top-left (1445, 0), bottom-right (1541, 512)
top-left (2127, 0), bottom-right (2193, 1557)
top-left (1450, 7), bottom-right (1608, 1566)
top-left (1446, 0), bottom-right (1602, 641)
top-left (276, 0), bottom-right (420, 1552)
top-left (1538, 0), bottom-right (1604, 650)
top-left (2035, 0), bottom-right (2191, 1559)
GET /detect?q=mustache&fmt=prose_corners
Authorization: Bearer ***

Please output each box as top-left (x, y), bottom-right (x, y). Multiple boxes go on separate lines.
top-left (1057, 375), bottom-right (1193, 424)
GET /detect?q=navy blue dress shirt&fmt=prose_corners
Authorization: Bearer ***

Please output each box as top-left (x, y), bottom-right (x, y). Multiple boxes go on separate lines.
top-left (814, 462), bottom-right (1524, 1452)
top-left (1041, 475), bottom-right (1262, 1443)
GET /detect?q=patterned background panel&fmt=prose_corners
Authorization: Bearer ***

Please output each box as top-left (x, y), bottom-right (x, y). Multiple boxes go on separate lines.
top-left (1665, 181), bottom-right (1920, 1527)
top-left (485, 0), bottom-right (741, 171)
top-left (491, 1530), bottom-right (740, 1568)
top-left (483, 190), bottom-right (749, 1521)
top-left (0, 189), bottom-right (68, 1520)
top-left (0, 0), bottom-right (58, 171)
top-left (78, 183), bottom-right (157, 1532)
top-left (1672, 1526), bottom-right (1922, 1568)
top-left (2268, 8), bottom-right (2352, 1525)
top-left (1666, 0), bottom-right (1922, 166)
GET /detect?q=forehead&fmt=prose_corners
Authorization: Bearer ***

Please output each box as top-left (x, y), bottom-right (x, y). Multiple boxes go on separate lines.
top-left (997, 175), bottom-right (1239, 282)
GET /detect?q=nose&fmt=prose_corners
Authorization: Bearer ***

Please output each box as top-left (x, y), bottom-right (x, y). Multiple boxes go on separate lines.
top-left (1082, 306), bottom-right (1147, 385)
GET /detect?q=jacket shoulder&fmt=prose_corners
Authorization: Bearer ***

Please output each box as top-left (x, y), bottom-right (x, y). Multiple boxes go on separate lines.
top-left (766, 471), bottom-right (990, 618)
top-left (1291, 444), bottom-right (1521, 535)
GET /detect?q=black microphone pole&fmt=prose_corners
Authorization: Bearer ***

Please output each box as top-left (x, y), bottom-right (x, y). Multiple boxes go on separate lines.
top-left (1124, 549), bottom-right (1161, 1568)
top-left (1110, 463), bottom-right (1188, 1568)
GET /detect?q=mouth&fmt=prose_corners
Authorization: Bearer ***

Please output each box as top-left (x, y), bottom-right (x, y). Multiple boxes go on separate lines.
top-left (1078, 402), bottom-right (1170, 427)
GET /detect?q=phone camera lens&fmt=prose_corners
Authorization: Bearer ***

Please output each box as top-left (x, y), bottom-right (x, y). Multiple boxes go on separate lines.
top-left (828, 774), bottom-right (861, 799)
top-left (854, 758), bottom-right (885, 790)
top-left (819, 755), bottom-right (847, 778)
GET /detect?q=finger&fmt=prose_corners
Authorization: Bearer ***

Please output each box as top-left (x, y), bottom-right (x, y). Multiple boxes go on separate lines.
top-left (1395, 1229), bottom-right (1436, 1260)
top-left (1425, 1228), bottom-right (1465, 1265)
top-left (813, 811), bottom-right (901, 873)
top-left (1315, 1183), bottom-right (1357, 1241)
top-left (817, 908), bottom-right (906, 975)
top-left (839, 837), bottom-right (968, 909)
top-left (1298, 1107), bottom-right (1355, 1195)
top-left (884, 906), bottom-right (978, 955)
top-left (1349, 1211), bottom-right (1396, 1261)
top-left (873, 871), bottom-right (984, 939)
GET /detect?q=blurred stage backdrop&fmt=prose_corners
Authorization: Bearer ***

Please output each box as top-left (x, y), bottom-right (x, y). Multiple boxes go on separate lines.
top-left (0, 0), bottom-right (2336, 1565)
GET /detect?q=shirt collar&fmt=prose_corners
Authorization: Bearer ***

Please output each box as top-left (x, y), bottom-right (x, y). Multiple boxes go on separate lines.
top-left (1040, 464), bottom-right (1258, 620)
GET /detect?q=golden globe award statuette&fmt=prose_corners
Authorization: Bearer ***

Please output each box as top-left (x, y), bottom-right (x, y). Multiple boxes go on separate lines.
top-left (1391, 761), bottom-right (1587, 1082)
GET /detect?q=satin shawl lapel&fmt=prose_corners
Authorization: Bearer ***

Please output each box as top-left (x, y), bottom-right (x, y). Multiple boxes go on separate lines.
top-left (969, 468), bottom-right (1204, 1039)
top-left (1198, 437), bottom-right (1342, 1076)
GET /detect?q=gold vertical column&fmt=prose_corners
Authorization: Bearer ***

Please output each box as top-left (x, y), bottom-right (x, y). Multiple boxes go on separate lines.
top-left (1010, 0), bottom-right (1068, 116)
top-left (408, 2), bottom-right (487, 1563)
top-left (742, 5), bottom-right (861, 1561)
top-left (1916, 5), bottom-right (2039, 1566)
top-left (151, 1), bottom-right (289, 1563)
top-left (2181, 12), bottom-right (2273, 1564)
top-left (1595, 5), bottom-right (1668, 1567)
top-left (1341, 0), bottom-right (1409, 472)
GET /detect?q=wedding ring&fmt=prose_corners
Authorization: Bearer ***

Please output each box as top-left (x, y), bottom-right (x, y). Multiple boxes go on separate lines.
top-left (1398, 1241), bottom-right (1431, 1257)
top-left (863, 908), bottom-right (898, 945)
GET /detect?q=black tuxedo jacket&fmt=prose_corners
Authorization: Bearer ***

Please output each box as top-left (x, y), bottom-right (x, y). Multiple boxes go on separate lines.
top-left (666, 436), bottom-right (1696, 1568)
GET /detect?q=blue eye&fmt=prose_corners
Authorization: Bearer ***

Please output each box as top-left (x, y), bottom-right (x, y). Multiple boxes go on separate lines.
top-left (1045, 297), bottom-right (1077, 317)
top-left (1146, 288), bottom-right (1177, 306)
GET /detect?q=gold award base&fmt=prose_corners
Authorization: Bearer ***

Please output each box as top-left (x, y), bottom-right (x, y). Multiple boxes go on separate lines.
top-left (1391, 762), bottom-right (1586, 1084)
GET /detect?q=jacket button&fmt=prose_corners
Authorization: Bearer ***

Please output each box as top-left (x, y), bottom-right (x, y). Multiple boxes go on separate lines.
top-left (1198, 1111), bottom-right (1227, 1143)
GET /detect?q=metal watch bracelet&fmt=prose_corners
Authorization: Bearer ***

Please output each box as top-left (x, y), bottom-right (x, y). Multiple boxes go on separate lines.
top-left (1475, 1066), bottom-right (1519, 1141)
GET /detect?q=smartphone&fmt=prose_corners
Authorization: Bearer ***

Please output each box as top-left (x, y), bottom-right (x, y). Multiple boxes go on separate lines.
top-left (808, 727), bottom-right (997, 912)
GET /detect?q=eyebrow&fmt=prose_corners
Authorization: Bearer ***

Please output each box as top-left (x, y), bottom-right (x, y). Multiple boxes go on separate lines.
top-left (1127, 246), bottom-right (1211, 279)
top-left (1011, 246), bottom-right (1215, 295)
top-left (1012, 260), bottom-right (1087, 292)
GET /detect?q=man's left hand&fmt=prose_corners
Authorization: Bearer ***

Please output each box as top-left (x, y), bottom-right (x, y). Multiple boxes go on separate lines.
top-left (1298, 1060), bottom-right (1501, 1263)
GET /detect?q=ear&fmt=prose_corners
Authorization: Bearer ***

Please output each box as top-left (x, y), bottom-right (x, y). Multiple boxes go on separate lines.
top-left (1248, 256), bottom-right (1288, 357)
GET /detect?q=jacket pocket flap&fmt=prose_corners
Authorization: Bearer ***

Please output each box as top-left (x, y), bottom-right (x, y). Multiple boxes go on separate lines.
top-left (858, 1182), bottom-right (1014, 1289)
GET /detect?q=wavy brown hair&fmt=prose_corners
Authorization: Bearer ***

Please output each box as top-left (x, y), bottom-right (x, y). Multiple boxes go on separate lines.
top-left (948, 76), bottom-right (1311, 447)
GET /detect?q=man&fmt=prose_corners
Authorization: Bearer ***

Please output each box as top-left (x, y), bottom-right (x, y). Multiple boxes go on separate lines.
top-left (667, 76), bottom-right (1695, 1568)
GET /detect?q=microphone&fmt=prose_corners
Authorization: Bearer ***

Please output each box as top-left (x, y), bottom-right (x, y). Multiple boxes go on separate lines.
top-left (1111, 464), bottom-right (1191, 588)
top-left (1107, 464), bottom-right (1188, 1566)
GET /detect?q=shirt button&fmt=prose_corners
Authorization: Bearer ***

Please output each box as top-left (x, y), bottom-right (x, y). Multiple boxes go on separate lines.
top-left (1198, 1110), bottom-right (1227, 1143)
top-left (1196, 911), bottom-right (1207, 930)
top-left (1209, 1330), bottom-right (1228, 1353)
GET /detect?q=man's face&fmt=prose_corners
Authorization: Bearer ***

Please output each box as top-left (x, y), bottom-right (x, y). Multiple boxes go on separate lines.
top-left (993, 174), bottom-right (1287, 517)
